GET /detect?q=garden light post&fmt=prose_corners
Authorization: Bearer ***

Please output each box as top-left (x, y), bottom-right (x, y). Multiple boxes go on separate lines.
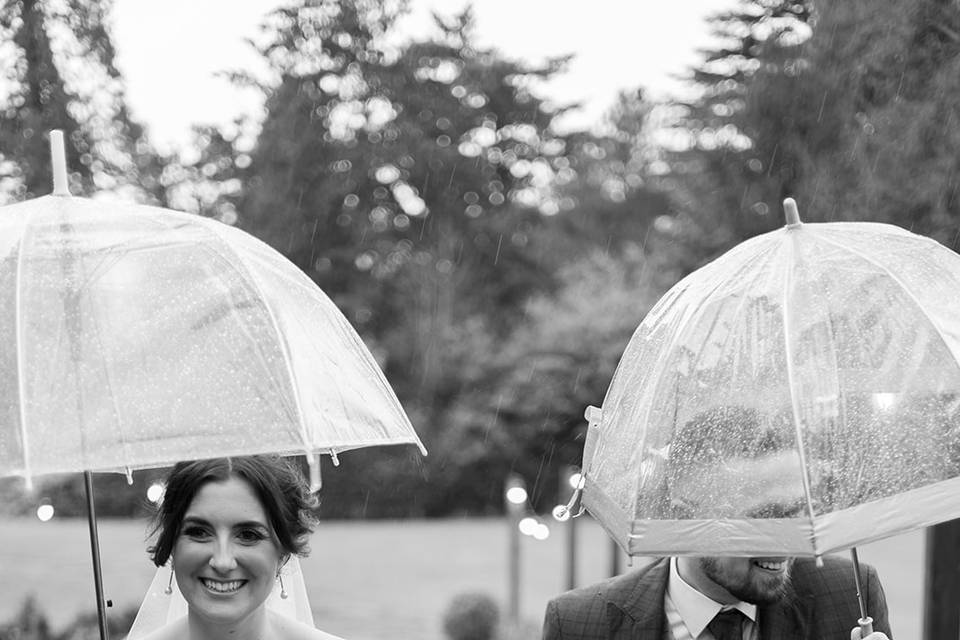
top-left (504, 473), bottom-right (527, 623)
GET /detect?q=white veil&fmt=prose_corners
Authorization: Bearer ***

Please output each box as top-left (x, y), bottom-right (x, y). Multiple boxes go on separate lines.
top-left (126, 555), bottom-right (315, 639)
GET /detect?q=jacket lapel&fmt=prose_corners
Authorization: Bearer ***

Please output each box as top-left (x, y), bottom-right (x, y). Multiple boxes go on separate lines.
top-left (604, 558), bottom-right (670, 640)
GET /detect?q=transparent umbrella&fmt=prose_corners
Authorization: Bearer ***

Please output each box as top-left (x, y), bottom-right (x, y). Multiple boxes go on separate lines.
top-left (573, 198), bottom-right (960, 632)
top-left (0, 132), bottom-right (426, 639)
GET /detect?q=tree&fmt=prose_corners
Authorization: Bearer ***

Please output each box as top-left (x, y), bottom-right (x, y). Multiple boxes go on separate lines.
top-left (0, 0), bottom-right (163, 203)
top-left (427, 247), bottom-right (664, 513)
top-left (790, 0), bottom-right (960, 244)
top-left (662, 0), bottom-right (814, 257)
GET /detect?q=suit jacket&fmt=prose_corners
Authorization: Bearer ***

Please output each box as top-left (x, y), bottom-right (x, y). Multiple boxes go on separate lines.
top-left (542, 556), bottom-right (891, 640)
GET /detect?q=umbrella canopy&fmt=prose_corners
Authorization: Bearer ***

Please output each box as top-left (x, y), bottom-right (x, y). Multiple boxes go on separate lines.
top-left (581, 200), bottom-right (960, 558)
top-left (0, 190), bottom-right (425, 481)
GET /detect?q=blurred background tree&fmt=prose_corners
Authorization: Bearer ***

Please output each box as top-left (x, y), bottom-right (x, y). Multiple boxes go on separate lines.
top-left (0, 0), bottom-right (166, 203)
top-left (4, 0), bottom-right (960, 519)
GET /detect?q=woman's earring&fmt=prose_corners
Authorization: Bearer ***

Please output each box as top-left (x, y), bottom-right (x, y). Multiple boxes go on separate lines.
top-left (164, 567), bottom-right (174, 595)
top-left (278, 574), bottom-right (288, 599)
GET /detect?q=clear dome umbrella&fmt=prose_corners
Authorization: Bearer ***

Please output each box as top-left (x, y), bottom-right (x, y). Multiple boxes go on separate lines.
top-left (0, 132), bottom-right (426, 639)
top-left (570, 198), bottom-right (960, 634)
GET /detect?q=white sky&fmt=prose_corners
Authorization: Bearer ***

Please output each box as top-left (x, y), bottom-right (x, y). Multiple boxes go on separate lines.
top-left (111, 1), bottom-right (735, 151)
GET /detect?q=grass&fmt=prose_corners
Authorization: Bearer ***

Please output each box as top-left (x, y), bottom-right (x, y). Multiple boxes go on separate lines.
top-left (0, 516), bottom-right (922, 639)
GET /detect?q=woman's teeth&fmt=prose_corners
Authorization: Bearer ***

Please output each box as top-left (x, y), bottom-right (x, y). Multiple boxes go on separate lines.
top-left (201, 578), bottom-right (245, 593)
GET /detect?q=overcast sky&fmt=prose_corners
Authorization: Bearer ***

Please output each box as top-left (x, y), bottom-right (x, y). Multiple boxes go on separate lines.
top-left (111, 1), bottom-right (736, 150)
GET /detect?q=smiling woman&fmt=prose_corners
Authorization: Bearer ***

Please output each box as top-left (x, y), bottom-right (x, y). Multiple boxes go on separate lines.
top-left (127, 455), bottom-right (342, 640)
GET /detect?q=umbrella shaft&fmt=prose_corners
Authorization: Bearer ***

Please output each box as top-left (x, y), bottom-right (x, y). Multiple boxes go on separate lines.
top-left (850, 547), bottom-right (869, 621)
top-left (84, 471), bottom-right (110, 640)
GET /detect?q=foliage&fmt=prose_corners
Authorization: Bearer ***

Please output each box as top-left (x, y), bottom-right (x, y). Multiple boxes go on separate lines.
top-left (0, 0), bottom-right (165, 203)
top-left (789, 0), bottom-right (960, 245)
top-left (428, 247), bottom-right (665, 512)
top-left (666, 0), bottom-right (960, 253)
top-left (662, 0), bottom-right (814, 255)
top-left (183, 1), bottom-right (594, 516)
top-left (442, 592), bottom-right (499, 640)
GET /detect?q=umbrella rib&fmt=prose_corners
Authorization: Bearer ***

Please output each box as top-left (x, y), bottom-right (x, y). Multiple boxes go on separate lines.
top-left (197, 222), bottom-right (312, 454)
top-left (780, 230), bottom-right (821, 557)
top-left (13, 215), bottom-right (32, 482)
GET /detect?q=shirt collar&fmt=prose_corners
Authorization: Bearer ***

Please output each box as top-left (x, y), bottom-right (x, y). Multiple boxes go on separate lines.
top-left (668, 557), bottom-right (757, 637)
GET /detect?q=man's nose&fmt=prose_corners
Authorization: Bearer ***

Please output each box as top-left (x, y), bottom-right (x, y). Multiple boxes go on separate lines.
top-left (209, 540), bottom-right (238, 572)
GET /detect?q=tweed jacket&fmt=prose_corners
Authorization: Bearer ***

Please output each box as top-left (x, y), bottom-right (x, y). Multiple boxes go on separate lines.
top-left (542, 556), bottom-right (891, 640)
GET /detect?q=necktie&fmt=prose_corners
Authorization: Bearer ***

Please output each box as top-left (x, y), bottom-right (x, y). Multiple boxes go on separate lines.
top-left (707, 608), bottom-right (746, 640)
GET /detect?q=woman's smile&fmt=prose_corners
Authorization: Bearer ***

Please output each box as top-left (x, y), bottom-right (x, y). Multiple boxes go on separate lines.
top-left (172, 476), bottom-right (284, 625)
top-left (199, 577), bottom-right (248, 595)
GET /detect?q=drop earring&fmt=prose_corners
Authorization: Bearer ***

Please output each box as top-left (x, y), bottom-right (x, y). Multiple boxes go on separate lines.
top-left (164, 567), bottom-right (174, 595)
top-left (278, 574), bottom-right (288, 599)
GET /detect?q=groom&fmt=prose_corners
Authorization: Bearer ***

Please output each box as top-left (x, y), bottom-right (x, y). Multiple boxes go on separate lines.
top-left (541, 552), bottom-right (891, 639)
top-left (542, 407), bottom-right (893, 639)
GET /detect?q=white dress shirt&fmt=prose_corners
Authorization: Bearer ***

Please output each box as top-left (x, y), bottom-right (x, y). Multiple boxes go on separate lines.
top-left (664, 558), bottom-right (759, 640)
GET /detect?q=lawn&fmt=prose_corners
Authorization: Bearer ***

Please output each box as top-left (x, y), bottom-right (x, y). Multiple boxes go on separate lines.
top-left (0, 516), bottom-right (922, 639)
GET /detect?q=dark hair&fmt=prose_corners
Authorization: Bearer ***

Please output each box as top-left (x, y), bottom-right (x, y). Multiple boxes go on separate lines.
top-left (148, 455), bottom-right (318, 567)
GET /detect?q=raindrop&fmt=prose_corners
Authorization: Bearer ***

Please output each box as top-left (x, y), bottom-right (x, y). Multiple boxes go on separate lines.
top-left (458, 141), bottom-right (482, 157)
top-left (436, 135), bottom-right (451, 148)
top-left (466, 93), bottom-right (488, 109)
top-left (355, 253), bottom-right (375, 271)
top-left (375, 165), bottom-right (401, 184)
top-left (343, 193), bottom-right (360, 208)
top-left (751, 201), bottom-right (770, 216)
top-left (319, 74), bottom-right (340, 93)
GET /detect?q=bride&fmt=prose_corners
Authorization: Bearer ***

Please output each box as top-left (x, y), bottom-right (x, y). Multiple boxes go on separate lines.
top-left (128, 455), bottom-right (343, 640)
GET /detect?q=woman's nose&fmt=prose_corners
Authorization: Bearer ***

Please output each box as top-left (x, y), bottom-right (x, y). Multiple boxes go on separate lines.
top-left (209, 541), bottom-right (238, 572)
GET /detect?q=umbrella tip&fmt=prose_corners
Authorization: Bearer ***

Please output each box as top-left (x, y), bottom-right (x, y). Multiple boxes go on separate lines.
top-left (49, 130), bottom-right (71, 197)
top-left (783, 197), bottom-right (801, 228)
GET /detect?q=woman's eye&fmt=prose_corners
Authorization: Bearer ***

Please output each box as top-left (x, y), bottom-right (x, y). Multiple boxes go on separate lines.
top-left (237, 528), bottom-right (266, 543)
top-left (182, 526), bottom-right (209, 539)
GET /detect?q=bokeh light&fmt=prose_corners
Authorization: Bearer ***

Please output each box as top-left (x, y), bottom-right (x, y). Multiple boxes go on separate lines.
top-left (36, 504), bottom-right (54, 522)
top-left (505, 486), bottom-right (527, 505)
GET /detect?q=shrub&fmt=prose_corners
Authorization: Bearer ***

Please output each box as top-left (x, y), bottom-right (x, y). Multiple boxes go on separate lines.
top-left (442, 592), bottom-right (500, 640)
top-left (0, 597), bottom-right (137, 640)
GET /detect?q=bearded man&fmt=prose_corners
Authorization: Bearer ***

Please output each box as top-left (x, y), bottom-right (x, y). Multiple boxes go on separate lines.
top-left (542, 407), bottom-right (893, 640)
top-left (541, 551), bottom-right (891, 639)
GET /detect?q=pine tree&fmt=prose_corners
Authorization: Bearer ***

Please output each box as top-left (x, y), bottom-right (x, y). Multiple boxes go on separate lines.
top-left (0, 0), bottom-right (163, 203)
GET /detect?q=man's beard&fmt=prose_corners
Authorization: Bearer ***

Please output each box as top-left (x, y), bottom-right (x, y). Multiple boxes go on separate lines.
top-left (699, 557), bottom-right (793, 605)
